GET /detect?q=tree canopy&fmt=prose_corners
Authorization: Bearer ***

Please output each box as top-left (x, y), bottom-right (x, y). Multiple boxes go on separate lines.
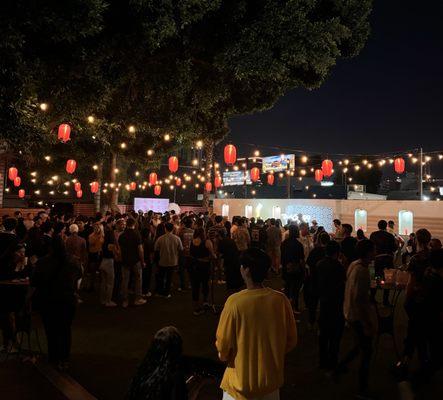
top-left (0, 0), bottom-right (373, 207)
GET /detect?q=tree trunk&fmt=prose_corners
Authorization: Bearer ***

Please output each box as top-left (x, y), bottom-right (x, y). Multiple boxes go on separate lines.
top-left (0, 154), bottom-right (6, 209)
top-left (108, 152), bottom-right (120, 213)
top-left (95, 161), bottom-right (103, 213)
top-left (202, 139), bottom-right (214, 210)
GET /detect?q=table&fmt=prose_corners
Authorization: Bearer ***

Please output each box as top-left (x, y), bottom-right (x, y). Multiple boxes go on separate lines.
top-left (0, 278), bottom-right (41, 361)
top-left (0, 278), bottom-right (30, 286)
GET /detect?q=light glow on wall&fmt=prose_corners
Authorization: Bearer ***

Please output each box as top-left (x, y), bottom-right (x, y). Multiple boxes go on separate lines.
top-left (354, 209), bottom-right (368, 232)
top-left (399, 210), bottom-right (413, 235)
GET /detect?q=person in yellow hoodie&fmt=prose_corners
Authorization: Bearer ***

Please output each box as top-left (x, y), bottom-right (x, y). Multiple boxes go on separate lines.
top-left (216, 248), bottom-right (297, 400)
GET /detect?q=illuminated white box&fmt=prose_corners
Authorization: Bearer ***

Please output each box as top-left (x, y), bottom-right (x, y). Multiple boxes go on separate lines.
top-left (245, 205), bottom-right (253, 219)
top-left (134, 197), bottom-right (169, 213)
top-left (398, 210), bottom-right (413, 235)
top-left (255, 203), bottom-right (263, 219)
top-left (272, 206), bottom-right (281, 220)
top-left (354, 209), bottom-right (368, 232)
top-left (222, 204), bottom-right (230, 218)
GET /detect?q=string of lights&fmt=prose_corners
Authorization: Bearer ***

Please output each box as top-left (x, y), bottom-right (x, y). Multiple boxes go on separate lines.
top-left (4, 102), bottom-right (443, 202)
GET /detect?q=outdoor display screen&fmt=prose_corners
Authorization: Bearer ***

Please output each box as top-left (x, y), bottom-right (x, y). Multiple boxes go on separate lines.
top-left (222, 170), bottom-right (252, 186)
top-left (134, 197), bottom-right (169, 213)
top-left (262, 154), bottom-right (295, 173)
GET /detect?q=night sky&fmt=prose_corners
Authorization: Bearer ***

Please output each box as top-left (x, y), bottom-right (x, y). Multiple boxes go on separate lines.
top-left (229, 1), bottom-right (443, 156)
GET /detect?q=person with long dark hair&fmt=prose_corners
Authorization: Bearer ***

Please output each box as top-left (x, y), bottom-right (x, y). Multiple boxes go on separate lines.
top-left (190, 228), bottom-right (215, 316)
top-left (127, 326), bottom-right (187, 400)
top-left (30, 236), bottom-right (82, 370)
top-left (281, 225), bottom-right (305, 312)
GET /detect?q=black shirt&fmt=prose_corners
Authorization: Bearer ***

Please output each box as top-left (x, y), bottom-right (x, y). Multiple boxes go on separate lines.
top-left (281, 238), bottom-right (305, 275)
top-left (369, 230), bottom-right (397, 255)
top-left (41, 234), bottom-right (53, 258)
top-left (102, 226), bottom-right (115, 259)
top-left (218, 237), bottom-right (242, 290)
top-left (119, 228), bottom-right (142, 267)
top-left (307, 247), bottom-right (326, 270)
top-left (0, 232), bottom-right (18, 267)
top-left (316, 256), bottom-right (346, 314)
top-left (26, 226), bottom-right (44, 257)
top-left (341, 236), bottom-right (358, 263)
top-left (32, 254), bottom-right (82, 306)
top-left (422, 270), bottom-right (443, 322)
top-left (250, 226), bottom-right (267, 250)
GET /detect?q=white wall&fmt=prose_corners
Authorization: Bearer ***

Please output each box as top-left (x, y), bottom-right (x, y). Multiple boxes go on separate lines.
top-left (213, 199), bottom-right (443, 239)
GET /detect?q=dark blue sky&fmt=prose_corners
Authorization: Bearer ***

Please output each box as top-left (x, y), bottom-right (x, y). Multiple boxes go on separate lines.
top-left (229, 1), bottom-right (443, 155)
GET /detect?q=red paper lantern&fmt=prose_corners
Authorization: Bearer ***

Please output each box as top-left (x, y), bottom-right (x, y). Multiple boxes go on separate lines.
top-left (394, 157), bottom-right (405, 174)
top-left (91, 181), bottom-right (99, 193)
top-left (58, 124), bottom-right (71, 143)
top-left (76, 190), bottom-right (83, 198)
top-left (314, 169), bottom-right (324, 182)
top-left (66, 159), bottom-right (77, 174)
top-left (224, 144), bottom-right (237, 165)
top-left (214, 176), bottom-right (222, 188)
top-left (18, 189), bottom-right (25, 199)
top-left (205, 182), bottom-right (212, 192)
top-left (74, 182), bottom-right (82, 192)
top-left (176, 178), bottom-right (182, 187)
top-left (321, 159), bottom-right (333, 177)
top-left (154, 185), bottom-right (161, 196)
top-left (8, 167), bottom-right (18, 181)
top-left (168, 156), bottom-right (179, 173)
top-left (267, 174), bottom-right (274, 185)
top-left (149, 172), bottom-right (158, 186)
top-left (250, 167), bottom-right (260, 182)
top-left (13, 176), bottom-right (21, 187)
top-left (130, 181), bottom-right (137, 191)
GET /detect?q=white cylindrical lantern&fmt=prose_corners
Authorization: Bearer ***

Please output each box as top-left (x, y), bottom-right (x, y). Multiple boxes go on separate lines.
top-left (222, 204), bottom-right (230, 218)
top-left (354, 209), bottom-right (368, 232)
top-left (398, 210), bottom-right (413, 235)
top-left (245, 205), bottom-right (253, 219)
top-left (272, 206), bottom-right (281, 220)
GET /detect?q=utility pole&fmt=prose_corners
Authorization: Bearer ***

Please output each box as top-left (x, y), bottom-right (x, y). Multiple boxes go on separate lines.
top-left (419, 147), bottom-right (423, 200)
top-left (286, 173), bottom-right (291, 199)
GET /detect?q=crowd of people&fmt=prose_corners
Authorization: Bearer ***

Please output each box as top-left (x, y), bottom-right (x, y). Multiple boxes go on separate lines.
top-left (1, 208), bottom-right (442, 399)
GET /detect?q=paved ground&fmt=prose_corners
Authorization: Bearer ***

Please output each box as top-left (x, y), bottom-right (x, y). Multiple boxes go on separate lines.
top-left (0, 360), bottom-right (66, 400)
top-left (2, 275), bottom-right (442, 399)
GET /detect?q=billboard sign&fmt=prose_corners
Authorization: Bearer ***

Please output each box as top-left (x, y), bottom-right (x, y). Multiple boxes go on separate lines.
top-left (222, 170), bottom-right (252, 186)
top-left (262, 154), bottom-right (295, 173)
top-left (134, 197), bottom-right (169, 213)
